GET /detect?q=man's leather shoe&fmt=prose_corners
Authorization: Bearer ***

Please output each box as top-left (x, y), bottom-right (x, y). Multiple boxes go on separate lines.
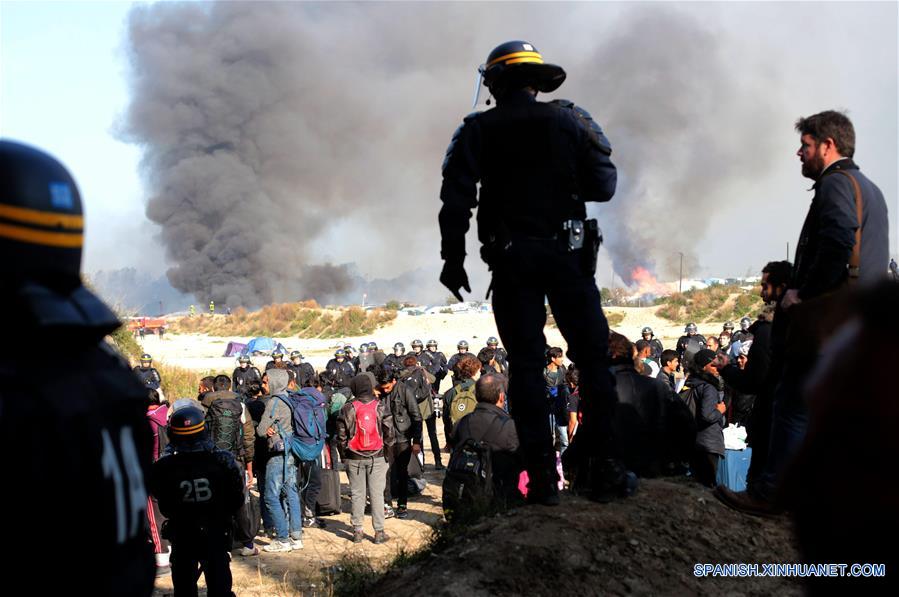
top-left (714, 485), bottom-right (783, 518)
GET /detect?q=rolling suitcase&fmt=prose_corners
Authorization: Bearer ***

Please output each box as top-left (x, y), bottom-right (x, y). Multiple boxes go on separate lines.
top-left (316, 449), bottom-right (342, 516)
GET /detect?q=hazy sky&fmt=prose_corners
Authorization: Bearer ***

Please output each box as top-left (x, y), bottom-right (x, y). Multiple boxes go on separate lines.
top-left (1, 1), bottom-right (896, 299)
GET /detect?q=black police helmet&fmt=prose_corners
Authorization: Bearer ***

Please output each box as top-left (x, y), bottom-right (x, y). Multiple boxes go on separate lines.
top-left (1, 140), bottom-right (85, 287)
top-left (481, 41), bottom-right (566, 96)
top-left (168, 406), bottom-right (207, 441)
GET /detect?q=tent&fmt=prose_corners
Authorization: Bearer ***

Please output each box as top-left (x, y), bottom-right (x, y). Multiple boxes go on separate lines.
top-left (223, 341), bottom-right (247, 357)
top-left (243, 337), bottom-right (287, 356)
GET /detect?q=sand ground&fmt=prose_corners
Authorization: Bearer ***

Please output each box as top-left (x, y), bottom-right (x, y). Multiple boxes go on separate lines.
top-left (139, 306), bottom-right (725, 383)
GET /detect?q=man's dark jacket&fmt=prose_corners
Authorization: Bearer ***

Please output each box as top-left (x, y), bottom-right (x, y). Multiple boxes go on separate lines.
top-left (611, 363), bottom-right (668, 477)
top-left (687, 372), bottom-right (725, 456)
top-left (792, 159), bottom-right (889, 299)
top-left (451, 402), bottom-right (522, 501)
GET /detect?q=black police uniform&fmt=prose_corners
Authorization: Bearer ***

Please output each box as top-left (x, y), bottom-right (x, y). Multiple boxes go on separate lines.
top-left (383, 353), bottom-right (406, 377)
top-left (426, 350), bottom-right (448, 393)
top-left (264, 359), bottom-right (284, 371)
top-left (446, 352), bottom-right (470, 385)
top-left (151, 441), bottom-right (244, 597)
top-left (232, 365), bottom-right (263, 395)
top-left (287, 362), bottom-right (316, 388)
top-left (133, 365), bottom-right (162, 389)
top-left (647, 338), bottom-right (664, 362)
top-left (440, 88), bottom-right (619, 489)
top-left (325, 358), bottom-right (355, 389)
top-left (0, 140), bottom-right (155, 594)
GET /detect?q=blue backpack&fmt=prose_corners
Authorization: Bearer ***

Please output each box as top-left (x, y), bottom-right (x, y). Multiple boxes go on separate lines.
top-left (272, 388), bottom-right (327, 462)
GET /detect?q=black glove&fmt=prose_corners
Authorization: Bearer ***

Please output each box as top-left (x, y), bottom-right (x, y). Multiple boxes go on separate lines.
top-left (440, 259), bottom-right (471, 303)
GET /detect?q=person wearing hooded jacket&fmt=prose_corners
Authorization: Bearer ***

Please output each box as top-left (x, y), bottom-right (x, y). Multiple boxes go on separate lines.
top-left (336, 374), bottom-right (395, 544)
top-left (257, 369), bottom-right (304, 552)
top-left (684, 349), bottom-right (727, 487)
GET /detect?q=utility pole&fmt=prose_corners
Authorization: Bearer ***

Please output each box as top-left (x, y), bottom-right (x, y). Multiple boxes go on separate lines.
top-left (678, 251), bottom-right (684, 294)
top-left (786, 241), bottom-right (790, 261)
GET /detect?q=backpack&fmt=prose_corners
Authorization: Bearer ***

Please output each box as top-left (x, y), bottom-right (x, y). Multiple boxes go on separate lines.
top-left (206, 397), bottom-right (244, 458)
top-left (449, 381), bottom-right (477, 425)
top-left (400, 369), bottom-right (430, 403)
top-left (348, 400), bottom-right (384, 453)
top-left (276, 390), bottom-right (327, 462)
top-left (442, 416), bottom-right (501, 524)
top-left (679, 384), bottom-right (697, 419)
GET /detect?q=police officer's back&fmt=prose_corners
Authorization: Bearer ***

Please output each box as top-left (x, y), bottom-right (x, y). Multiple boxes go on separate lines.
top-left (439, 41), bottom-right (627, 504)
top-left (0, 141), bottom-right (155, 594)
top-left (151, 406), bottom-right (244, 597)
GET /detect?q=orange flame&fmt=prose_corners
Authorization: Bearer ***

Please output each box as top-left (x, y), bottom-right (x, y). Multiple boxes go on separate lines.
top-left (630, 267), bottom-right (670, 296)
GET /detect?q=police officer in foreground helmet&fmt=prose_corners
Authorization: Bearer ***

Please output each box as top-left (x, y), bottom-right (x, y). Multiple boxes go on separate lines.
top-left (482, 335), bottom-right (509, 369)
top-left (344, 345), bottom-right (360, 373)
top-left (134, 353), bottom-right (162, 389)
top-left (424, 340), bottom-right (448, 394)
top-left (383, 342), bottom-right (407, 377)
top-left (732, 317), bottom-right (754, 345)
top-left (640, 327), bottom-right (664, 363)
top-left (265, 349), bottom-right (285, 371)
top-left (447, 340), bottom-right (471, 385)
top-left (439, 41), bottom-right (623, 504)
top-left (0, 140), bottom-right (155, 593)
top-left (326, 348), bottom-right (355, 389)
top-left (410, 338), bottom-right (432, 369)
top-left (150, 406), bottom-right (244, 596)
top-left (288, 350), bottom-right (316, 388)
top-left (232, 354), bottom-right (263, 396)
top-left (676, 323), bottom-right (708, 370)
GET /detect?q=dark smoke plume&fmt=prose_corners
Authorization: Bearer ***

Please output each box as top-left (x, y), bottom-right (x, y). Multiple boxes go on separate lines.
top-left (120, 2), bottom-right (781, 304)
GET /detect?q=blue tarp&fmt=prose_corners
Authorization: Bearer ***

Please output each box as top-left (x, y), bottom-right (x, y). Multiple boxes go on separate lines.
top-left (242, 337), bottom-right (287, 356)
top-left (223, 341), bottom-right (247, 357)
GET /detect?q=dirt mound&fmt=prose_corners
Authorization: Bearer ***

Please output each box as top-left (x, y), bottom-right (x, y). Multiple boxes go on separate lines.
top-left (369, 478), bottom-right (801, 597)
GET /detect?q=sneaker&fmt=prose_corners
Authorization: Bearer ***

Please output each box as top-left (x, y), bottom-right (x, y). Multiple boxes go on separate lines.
top-left (352, 529), bottom-right (364, 544)
top-left (289, 537), bottom-right (304, 550)
top-left (302, 517), bottom-right (316, 528)
top-left (263, 539), bottom-right (293, 553)
top-left (384, 505), bottom-right (396, 519)
top-left (155, 565), bottom-right (171, 577)
top-left (396, 505), bottom-right (408, 519)
top-left (238, 546), bottom-right (259, 557)
top-left (373, 530), bottom-right (389, 544)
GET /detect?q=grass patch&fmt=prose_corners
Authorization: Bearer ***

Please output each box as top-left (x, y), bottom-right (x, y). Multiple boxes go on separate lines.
top-left (655, 284), bottom-right (763, 323)
top-left (606, 311), bottom-right (625, 327)
top-left (169, 303), bottom-right (396, 338)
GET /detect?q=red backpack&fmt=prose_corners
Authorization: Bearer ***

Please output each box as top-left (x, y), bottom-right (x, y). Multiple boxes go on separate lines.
top-left (348, 400), bottom-right (383, 453)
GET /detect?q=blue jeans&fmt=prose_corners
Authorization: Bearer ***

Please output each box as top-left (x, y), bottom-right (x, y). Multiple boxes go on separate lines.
top-left (265, 453), bottom-right (302, 540)
top-left (556, 425), bottom-right (570, 455)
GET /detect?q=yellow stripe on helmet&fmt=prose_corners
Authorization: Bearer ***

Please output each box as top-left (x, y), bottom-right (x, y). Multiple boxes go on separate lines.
top-left (171, 421), bottom-right (206, 435)
top-left (0, 222), bottom-right (83, 248)
top-left (487, 50), bottom-right (544, 67)
top-left (0, 204), bottom-right (83, 230)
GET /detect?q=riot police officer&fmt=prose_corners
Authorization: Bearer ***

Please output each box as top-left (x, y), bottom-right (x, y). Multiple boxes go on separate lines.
top-left (133, 353), bottom-right (162, 389)
top-left (640, 327), bottom-right (664, 363)
top-left (446, 340), bottom-right (471, 385)
top-left (344, 344), bottom-right (360, 373)
top-left (325, 349), bottom-right (355, 389)
top-left (479, 336), bottom-right (508, 372)
top-left (150, 406), bottom-right (244, 597)
top-left (232, 354), bottom-right (263, 396)
top-left (0, 140), bottom-right (155, 593)
top-left (264, 349), bottom-right (285, 371)
top-left (425, 339), bottom-right (447, 394)
top-left (410, 338), bottom-right (432, 368)
top-left (383, 342), bottom-right (406, 377)
top-left (676, 323), bottom-right (708, 370)
top-left (439, 41), bottom-right (626, 504)
top-left (288, 350), bottom-right (316, 388)
top-left (731, 317), bottom-right (753, 345)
